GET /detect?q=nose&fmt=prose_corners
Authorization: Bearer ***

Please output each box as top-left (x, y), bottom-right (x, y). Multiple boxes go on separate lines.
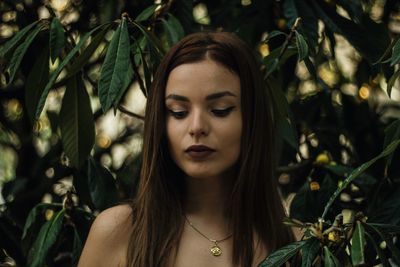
top-left (188, 109), bottom-right (209, 138)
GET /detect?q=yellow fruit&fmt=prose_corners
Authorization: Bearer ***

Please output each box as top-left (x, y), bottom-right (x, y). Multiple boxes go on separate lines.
top-left (310, 181), bottom-right (320, 191)
top-left (316, 152), bottom-right (330, 164)
top-left (328, 231), bottom-right (340, 242)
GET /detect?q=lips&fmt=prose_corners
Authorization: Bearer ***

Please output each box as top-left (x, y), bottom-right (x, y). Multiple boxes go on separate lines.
top-left (185, 145), bottom-right (215, 159)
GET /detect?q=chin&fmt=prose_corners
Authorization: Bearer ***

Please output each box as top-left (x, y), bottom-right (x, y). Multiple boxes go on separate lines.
top-left (181, 167), bottom-right (219, 180)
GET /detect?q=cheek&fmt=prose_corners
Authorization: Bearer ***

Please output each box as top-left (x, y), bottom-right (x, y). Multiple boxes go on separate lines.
top-left (218, 115), bottom-right (242, 154)
top-left (166, 118), bottom-right (184, 157)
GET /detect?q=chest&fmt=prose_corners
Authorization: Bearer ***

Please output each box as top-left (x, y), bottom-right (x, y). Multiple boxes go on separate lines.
top-left (169, 225), bottom-right (268, 267)
top-left (172, 233), bottom-right (234, 267)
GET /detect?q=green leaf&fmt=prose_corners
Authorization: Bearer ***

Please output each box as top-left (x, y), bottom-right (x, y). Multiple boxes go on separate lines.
top-left (383, 119), bottom-right (400, 165)
top-left (132, 36), bottom-right (151, 97)
top-left (368, 223), bottom-right (400, 234)
top-left (365, 231), bottom-right (390, 267)
top-left (390, 38), bottom-right (400, 66)
top-left (71, 227), bottom-right (83, 265)
top-left (323, 246), bottom-right (341, 267)
top-left (27, 209), bottom-right (65, 267)
top-left (268, 78), bottom-right (299, 150)
top-left (258, 241), bottom-right (306, 267)
top-left (366, 223), bottom-right (400, 264)
top-left (265, 30), bottom-right (287, 43)
top-left (7, 25), bottom-right (43, 84)
top-left (98, 17), bottom-right (131, 113)
top-left (59, 75), bottom-right (95, 168)
top-left (351, 221), bottom-right (366, 266)
top-left (263, 46), bottom-right (297, 77)
top-left (301, 237), bottom-right (320, 267)
top-left (66, 23), bottom-right (113, 80)
top-left (168, 14), bottom-right (184, 40)
top-left (173, 0), bottom-right (194, 33)
top-left (387, 70), bottom-right (400, 98)
top-left (162, 13), bottom-right (184, 46)
top-left (373, 36), bottom-right (399, 65)
top-left (282, 0), bottom-right (298, 28)
top-left (265, 58), bottom-right (279, 77)
top-left (295, 30), bottom-right (308, 61)
top-left (304, 56), bottom-right (317, 81)
top-left (35, 23), bottom-right (107, 119)
top-left (0, 20), bottom-right (38, 57)
top-left (22, 203), bottom-right (59, 240)
top-left (129, 19), bottom-right (165, 57)
top-left (322, 139), bottom-right (400, 219)
top-left (135, 4), bottom-right (158, 22)
top-left (25, 46), bottom-right (49, 123)
top-left (277, 116), bottom-right (299, 150)
top-left (114, 62), bottom-right (134, 111)
top-left (310, 2), bottom-right (390, 63)
top-left (49, 17), bottom-right (65, 63)
top-left (88, 157), bottom-right (119, 211)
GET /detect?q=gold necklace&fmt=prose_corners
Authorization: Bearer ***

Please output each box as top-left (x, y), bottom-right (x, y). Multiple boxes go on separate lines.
top-left (184, 215), bottom-right (232, 257)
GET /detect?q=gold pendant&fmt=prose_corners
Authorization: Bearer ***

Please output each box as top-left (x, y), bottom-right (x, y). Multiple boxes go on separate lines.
top-left (210, 244), bottom-right (222, 256)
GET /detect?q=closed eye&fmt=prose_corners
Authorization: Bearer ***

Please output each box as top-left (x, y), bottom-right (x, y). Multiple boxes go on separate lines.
top-left (212, 106), bottom-right (235, 117)
top-left (168, 109), bottom-right (188, 119)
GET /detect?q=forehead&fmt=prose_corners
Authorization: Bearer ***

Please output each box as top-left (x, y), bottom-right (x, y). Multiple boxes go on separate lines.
top-left (165, 59), bottom-right (241, 99)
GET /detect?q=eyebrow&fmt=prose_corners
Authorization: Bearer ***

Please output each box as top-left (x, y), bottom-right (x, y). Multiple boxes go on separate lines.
top-left (165, 91), bottom-right (237, 102)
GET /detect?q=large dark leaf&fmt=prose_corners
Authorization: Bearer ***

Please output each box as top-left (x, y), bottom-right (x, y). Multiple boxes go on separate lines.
top-left (27, 209), bottom-right (65, 267)
top-left (173, 0), bottom-right (194, 34)
top-left (276, 116), bottom-right (299, 151)
top-left (258, 241), bottom-right (306, 267)
top-left (390, 38), bottom-right (400, 66)
top-left (135, 4), bottom-right (158, 22)
top-left (0, 21), bottom-right (39, 57)
top-left (368, 186), bottom-right (400, 225)
top-left (365, 231), bottom-right (390, 267)
top-left (368, 223), bottom-right (400, 235)
top-left (310, 1), bottom-right (390, 63)
top-left (351, 221), bottom-right (366, 266)
top-left (66, 23), bottom-right (113, 79)
top-left (98, 17), bottom-right (130, 112)
top-left (267, 77), bottom-right (299, 150)
top-left (296, 0), bottom-right (319, 51)
top-left (71, 227), bottom-right (83, 265)
top-left (25, 47), bottom-right (49, 122)
top-left (366, 223), bottom-right (400, 265)
top-left (282, 0), bottom-right (298, 28)
top-left (162, 13), bottom-right (185, 47)
top-left (59, 75), bottom-right (95, 168)
top-left (323, 246), bottom-right (341, 267)
top-left (295, 30), bottom-right (308, 61)
top-left (22, 203), bottom-right (61, 240)
top-left (35, 23), bottom-right (107, 119)
top-left (49, 17), bottom-right (65, 63)
top-left (291, 173), bottom-right (337, 222)
top-left (7, 25), bottom-right (43, 84)
top-left (301, 237), bottom-right (320, 267)
top-left (383, 119), bottom-right (400, 165)
top-left (322, 139), bottom-right (400, 219)
top-left (87, 157), bottom-right (119, 211)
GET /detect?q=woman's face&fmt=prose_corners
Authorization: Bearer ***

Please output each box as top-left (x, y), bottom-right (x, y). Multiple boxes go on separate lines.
top-left (165, 59), bottom-right (242, 180)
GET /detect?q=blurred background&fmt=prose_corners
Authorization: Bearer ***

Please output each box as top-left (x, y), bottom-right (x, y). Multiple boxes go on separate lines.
top-left (1, 0), bottom-right (400, 266)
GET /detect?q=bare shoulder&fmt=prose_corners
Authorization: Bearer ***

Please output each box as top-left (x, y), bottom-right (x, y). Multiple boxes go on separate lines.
top-left (78, 204), bottom-right (133, 267)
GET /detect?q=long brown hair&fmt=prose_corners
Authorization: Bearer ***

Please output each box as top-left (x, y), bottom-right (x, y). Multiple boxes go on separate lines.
top-left (127, 32), bottom-right (293, 267)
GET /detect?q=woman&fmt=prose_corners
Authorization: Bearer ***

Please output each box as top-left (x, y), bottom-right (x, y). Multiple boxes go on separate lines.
top-left (78, 32), bottom-right (294, 267)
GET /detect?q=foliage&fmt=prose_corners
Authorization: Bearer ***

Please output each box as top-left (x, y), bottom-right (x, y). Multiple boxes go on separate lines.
top-left (0, 0), bottom-right (400, 266)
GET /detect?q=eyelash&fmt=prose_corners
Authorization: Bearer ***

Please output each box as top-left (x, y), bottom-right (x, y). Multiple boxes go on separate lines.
top-left (168, 107), bottom-right (235, 119)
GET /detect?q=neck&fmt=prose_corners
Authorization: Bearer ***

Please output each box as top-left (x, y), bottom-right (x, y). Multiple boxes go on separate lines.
top-left (183, 173), bottom-right (234, 224)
